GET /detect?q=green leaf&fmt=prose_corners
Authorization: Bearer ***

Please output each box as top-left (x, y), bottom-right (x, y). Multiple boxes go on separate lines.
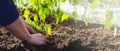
top-left (44, 24), bottom-right (51, 35)
top-left (33, 14), bottom-right (38, 24)
top-left (105, 10), bottom-right (113, 21)
top-left (38, 8), bottom-right (43, 16)
top-left (41, 3), bottom-right (48, 8)
top-left (61, 13), bottom-right (69, 22)
top-left (40, 14), bottom-right (46, 22)
top-left (83, 17), bottom-right (88, 26)
top-left (56, 17), bottom-right (59, 24)
top-left (54, 8), bottom-right (63, 24)
top-left (32, 4), bottom-right (37, 10)
top-left (60, 0), bottom-right (66, 2)
top-left (104, 10), bottom-right (113, 29)
top-left (69, 0), bottom-right (83, 5)
top-left (44, 8), bottom-right (50, 15)
top-left (23, 9), bottom-right (30, 19)
top-left (13, 0), bottom-right (16, 3)
top-left (92, 0), bottom-right (99, 10)
top-left (72, 11), bottom-right (77, 22)
top-left (36, 26), bottom-right (42, 32)
top-left (45, 0), bottom-right (51, 5)
top-left (25, 18), bottom-right (36, 27)
top-left (88, 0), bottom-right (94, 3)
top-left (38, 8), bottom-right (46, 22)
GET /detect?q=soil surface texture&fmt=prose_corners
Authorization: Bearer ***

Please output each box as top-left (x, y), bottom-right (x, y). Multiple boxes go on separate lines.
top-left (0, 18), bottom-right (120, 51)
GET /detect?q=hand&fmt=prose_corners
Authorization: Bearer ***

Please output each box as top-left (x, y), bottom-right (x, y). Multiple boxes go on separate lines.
top-left (5, 16), bottom-right (46, 46)
top-left (22, 17), bottom-right (46, 45)
top-left (27, 33), bottom-right (46, 45)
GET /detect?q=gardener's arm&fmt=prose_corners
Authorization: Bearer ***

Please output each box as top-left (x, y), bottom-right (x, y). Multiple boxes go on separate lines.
top-left (0, 0), bottom-right (46, 45)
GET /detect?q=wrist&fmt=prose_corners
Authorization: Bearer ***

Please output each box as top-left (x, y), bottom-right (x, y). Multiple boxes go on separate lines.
top-left (25, 35), bottom-right (33, 44)
top-left (22, 33), bottom-right (32, 42)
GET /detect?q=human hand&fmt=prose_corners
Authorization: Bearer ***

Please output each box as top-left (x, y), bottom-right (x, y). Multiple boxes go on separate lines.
top-left (5, 16), bottom-right (46, 46)
top-left (22, 17), bottom-right (46, 45)
top-left (26, 33), bottom-right (46, 45)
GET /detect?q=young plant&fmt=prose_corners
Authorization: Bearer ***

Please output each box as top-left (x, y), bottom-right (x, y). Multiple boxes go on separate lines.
top-left (104, 10), bottom-right (113, 29)
top-left (14, 0), bottom-right (73, 35)
top-left (91, 0), bottom-right (99, 10)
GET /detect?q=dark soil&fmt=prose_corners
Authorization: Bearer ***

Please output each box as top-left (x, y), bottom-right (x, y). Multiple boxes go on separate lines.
top-left (0, 18), bottom-right (120, 51)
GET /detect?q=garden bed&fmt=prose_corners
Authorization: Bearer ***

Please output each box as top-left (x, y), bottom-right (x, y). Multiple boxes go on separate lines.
top-left (0, 18), bottom-right (120, 51)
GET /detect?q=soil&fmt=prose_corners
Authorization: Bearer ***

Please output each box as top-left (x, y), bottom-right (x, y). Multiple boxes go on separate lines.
top-left (0, 18), bottom-right (120, 51)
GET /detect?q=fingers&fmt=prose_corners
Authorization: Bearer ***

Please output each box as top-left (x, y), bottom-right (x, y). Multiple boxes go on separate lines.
top-left (27, 24), bottom-right (37, 34)
top-left (25, 22), bottom-right (37, 34)
top-left (39, 40), bottom-right (46, 45)
top-left (34, 34), bottom-right (46, 41)
top-left (22, 18), bottom-right (37, 34)
top-left (35, 34), bottom-right (47, 45)
top-left (30, 34), bottom-right (46, 45)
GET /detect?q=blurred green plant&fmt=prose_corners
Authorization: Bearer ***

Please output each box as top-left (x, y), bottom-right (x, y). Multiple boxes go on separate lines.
top-left (91, 0), bottom-right (99, 10)
top-left (14, 0), bottom-right (74, 35)
top-left (14, 0), bottom-right (115, 36)
top-left (104, 10), bottom-right (113, 29)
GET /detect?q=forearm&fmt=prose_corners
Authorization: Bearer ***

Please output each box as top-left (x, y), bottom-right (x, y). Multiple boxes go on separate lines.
top-left (4, 16), bottom-right (31, 41)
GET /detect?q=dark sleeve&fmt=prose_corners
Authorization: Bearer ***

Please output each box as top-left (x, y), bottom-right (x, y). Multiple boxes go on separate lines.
top-left (0, 0), bottom-right (19, 26)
